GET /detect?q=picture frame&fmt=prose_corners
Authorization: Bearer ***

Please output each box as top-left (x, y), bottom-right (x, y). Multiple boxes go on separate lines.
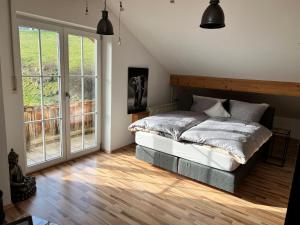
top-left (127, 67), bottom-right (149, 114)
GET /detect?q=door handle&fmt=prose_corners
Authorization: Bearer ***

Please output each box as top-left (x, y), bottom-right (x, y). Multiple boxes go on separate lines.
top-left (66, 92), bottom-right (70, 99)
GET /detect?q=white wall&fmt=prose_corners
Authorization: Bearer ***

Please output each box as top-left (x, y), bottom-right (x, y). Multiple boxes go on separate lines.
top-left (101, 38), bottom-right (113, 151)
top-left (0, 1), bottom-right (12, 203)
top-left (109, 17), bottom-right (170, 150)
top-left (0, 62), bottom-right (11, 206)
top-left (107, 0), bottom-right (300, 83)
top-left (0, 0), bottom-right (170, 175)
top-left (0, 0), bottom-right (26, 173)
top-left (0, 0), bottom-right (21, 205)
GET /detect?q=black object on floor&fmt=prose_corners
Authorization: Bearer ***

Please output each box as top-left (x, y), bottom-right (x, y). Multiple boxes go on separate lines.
top-left (285, 143), bottom-right (300, 225)
top-left (5, 216), bottom-right (59, 225)
top-left (5, 216), bottom-right (33, 225)
top-left (0, 190), bottom-right (5, 224)
top-left (8, 149), bottom-right (36, 203)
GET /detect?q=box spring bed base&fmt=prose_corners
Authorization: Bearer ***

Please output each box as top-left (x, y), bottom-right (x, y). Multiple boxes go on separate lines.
top-left (136, 143), bottom-right (269, 193)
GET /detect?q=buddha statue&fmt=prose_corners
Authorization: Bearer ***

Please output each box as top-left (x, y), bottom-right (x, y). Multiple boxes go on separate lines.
top-left (8, 149), bottom-right (36, 203)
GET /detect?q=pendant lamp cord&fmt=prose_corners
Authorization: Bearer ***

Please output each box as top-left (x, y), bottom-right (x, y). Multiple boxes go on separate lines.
top-left (119, 5), bottom-right (121, 36)
top-left (118, 1), bottom-right (123, 45)
top-left (104, 0), bottom-right (107, 10)
top-left (85, 0), bottom-right (89, 15)
top-left (210, 0), bottom-right (220, 4)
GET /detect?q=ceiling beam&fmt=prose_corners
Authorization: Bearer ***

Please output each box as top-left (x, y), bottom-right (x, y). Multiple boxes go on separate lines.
top-left (170, 75), bottom-right (300, 97)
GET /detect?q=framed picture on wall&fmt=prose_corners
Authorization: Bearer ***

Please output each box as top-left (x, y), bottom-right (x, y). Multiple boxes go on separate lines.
top-left (127, 67), bottom-right (149, 114)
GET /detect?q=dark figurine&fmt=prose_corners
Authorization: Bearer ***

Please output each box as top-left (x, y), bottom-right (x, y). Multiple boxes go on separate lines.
top-left (0, 190), bottom-right (4, 224)
top-left (8, 149), bottom-right (36, 203)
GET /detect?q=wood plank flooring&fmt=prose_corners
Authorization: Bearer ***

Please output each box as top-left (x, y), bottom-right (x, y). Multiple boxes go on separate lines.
top-left (5, 141), bottom-right (299, 225)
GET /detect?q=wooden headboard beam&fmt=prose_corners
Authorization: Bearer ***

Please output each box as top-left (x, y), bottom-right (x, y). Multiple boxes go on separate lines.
top-left (170, 75), bottom-right (300, 97)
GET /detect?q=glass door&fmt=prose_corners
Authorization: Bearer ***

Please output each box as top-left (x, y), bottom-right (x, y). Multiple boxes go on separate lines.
top-left (65, 30), bottom-right (100, 158)
top-left (18, 20), bottom-right (100, 171)
top-left (19, 23), bottom-right (65, 167)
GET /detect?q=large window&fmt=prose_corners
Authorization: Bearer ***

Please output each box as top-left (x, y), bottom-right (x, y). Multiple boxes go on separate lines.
top-left (68, 34), bottom-right (98, 153)
top-left (20, 27), bottom-right (62, 166)
top-left (18, 20), bottom-right (100, 170)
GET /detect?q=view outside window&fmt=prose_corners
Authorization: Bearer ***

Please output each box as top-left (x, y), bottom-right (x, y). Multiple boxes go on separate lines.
top-left (20, 26), bottom-right (62, 166)
top-left (19, 26), bottom-right (98, 167)
top-left (68, 34), bottom-right (97, 153)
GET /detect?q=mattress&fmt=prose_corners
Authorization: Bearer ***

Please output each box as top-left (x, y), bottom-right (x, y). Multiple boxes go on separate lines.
top-left (135, 131), bottom-right (241, 172)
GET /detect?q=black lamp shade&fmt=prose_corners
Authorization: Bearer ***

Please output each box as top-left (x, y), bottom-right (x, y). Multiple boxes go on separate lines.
top-left (97, 10), bottom-right (114, 35)
top-left (200, 1), bottom-right (225, 29)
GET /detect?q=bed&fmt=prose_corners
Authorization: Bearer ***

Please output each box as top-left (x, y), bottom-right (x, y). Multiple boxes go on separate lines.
top-left (130, 100), bottom-right (275, 193)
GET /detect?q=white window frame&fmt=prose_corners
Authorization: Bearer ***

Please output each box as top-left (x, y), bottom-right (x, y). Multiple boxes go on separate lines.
top-left (14, 16), bottom-right (101, 173)
top-left (64, 28), bottom-right (101, 161)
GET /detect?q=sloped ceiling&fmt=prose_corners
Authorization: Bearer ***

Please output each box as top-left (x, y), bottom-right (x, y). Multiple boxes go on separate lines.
top-left (108, 0), bottom-right (300, 82)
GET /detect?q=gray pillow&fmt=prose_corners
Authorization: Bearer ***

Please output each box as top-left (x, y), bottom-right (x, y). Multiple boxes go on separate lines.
top-left (230, 100), bottom-right (269, 122)
top-left (190, 95), bottom-right (226, 113)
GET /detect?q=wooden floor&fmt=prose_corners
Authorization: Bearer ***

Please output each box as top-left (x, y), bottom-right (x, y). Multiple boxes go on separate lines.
top-left (5, 141), bottom-right (299, 225)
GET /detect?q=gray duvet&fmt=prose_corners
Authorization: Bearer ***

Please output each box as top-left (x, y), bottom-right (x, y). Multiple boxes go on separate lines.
top-left (180, 118), bottom-right (272, 164)
top-left (128, 111), bottom-right (207, 141)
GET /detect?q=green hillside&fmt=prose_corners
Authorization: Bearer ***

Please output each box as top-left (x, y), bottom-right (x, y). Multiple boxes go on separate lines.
top-left (20, 28), bottom-right (96, 107)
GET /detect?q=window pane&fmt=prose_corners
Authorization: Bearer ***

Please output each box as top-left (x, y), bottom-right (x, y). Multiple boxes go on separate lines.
top-left (43, 77), bottom-right (60, 119)
top-left (70, 116), bottom-right (83, 152)
top-left (70, 76), bottom-right (82, 116)
top-left (68, 35), bottom-right (82, 75)
top-left (45, 119), bottom-right (62, 160)
top-left (41, 30), bottom-right (60, 76)
top-left (19, 27), bottom-right (40, 76)
top-left (20, 25), bottom-right (66, 168)
top-left (83, 37), bottom-right (96, 76)
top-left (23, 77), bottom-right (42, 122)
top-left (84, 114), bottom-right (96, 149)
top-left (84, 77), bottom-right (95, 113)
top-left (25, 122), bottom-right (44, 165)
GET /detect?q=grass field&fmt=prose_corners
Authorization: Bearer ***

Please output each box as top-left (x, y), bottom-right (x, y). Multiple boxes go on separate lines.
top-left (19, 28), bottom-right (96, 107)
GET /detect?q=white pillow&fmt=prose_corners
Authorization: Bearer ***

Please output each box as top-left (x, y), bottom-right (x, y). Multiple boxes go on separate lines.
top-left (190, 95), bottom-right (226, 113)
top-left (204, 101), bottom-right (231, 118)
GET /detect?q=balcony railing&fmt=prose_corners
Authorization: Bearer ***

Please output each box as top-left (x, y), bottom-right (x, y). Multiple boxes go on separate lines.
top-left (24, 100), bottom-right (95, 151)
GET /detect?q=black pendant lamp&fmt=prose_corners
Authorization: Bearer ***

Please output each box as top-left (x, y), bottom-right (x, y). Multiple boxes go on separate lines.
top-left (97, 0), bottom-right (114, 35)
top-left (200, 0), bottom-right (225, 29)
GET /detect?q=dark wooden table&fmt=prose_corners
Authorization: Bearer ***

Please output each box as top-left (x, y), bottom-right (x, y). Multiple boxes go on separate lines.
top-left (4, 216), bottom-right (58, 225)
top-left (267, 127), bottom-right (291, 167)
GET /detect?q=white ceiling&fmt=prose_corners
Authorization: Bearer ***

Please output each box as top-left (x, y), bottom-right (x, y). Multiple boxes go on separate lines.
top-left (108, 0), bottom-right (300, 82)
